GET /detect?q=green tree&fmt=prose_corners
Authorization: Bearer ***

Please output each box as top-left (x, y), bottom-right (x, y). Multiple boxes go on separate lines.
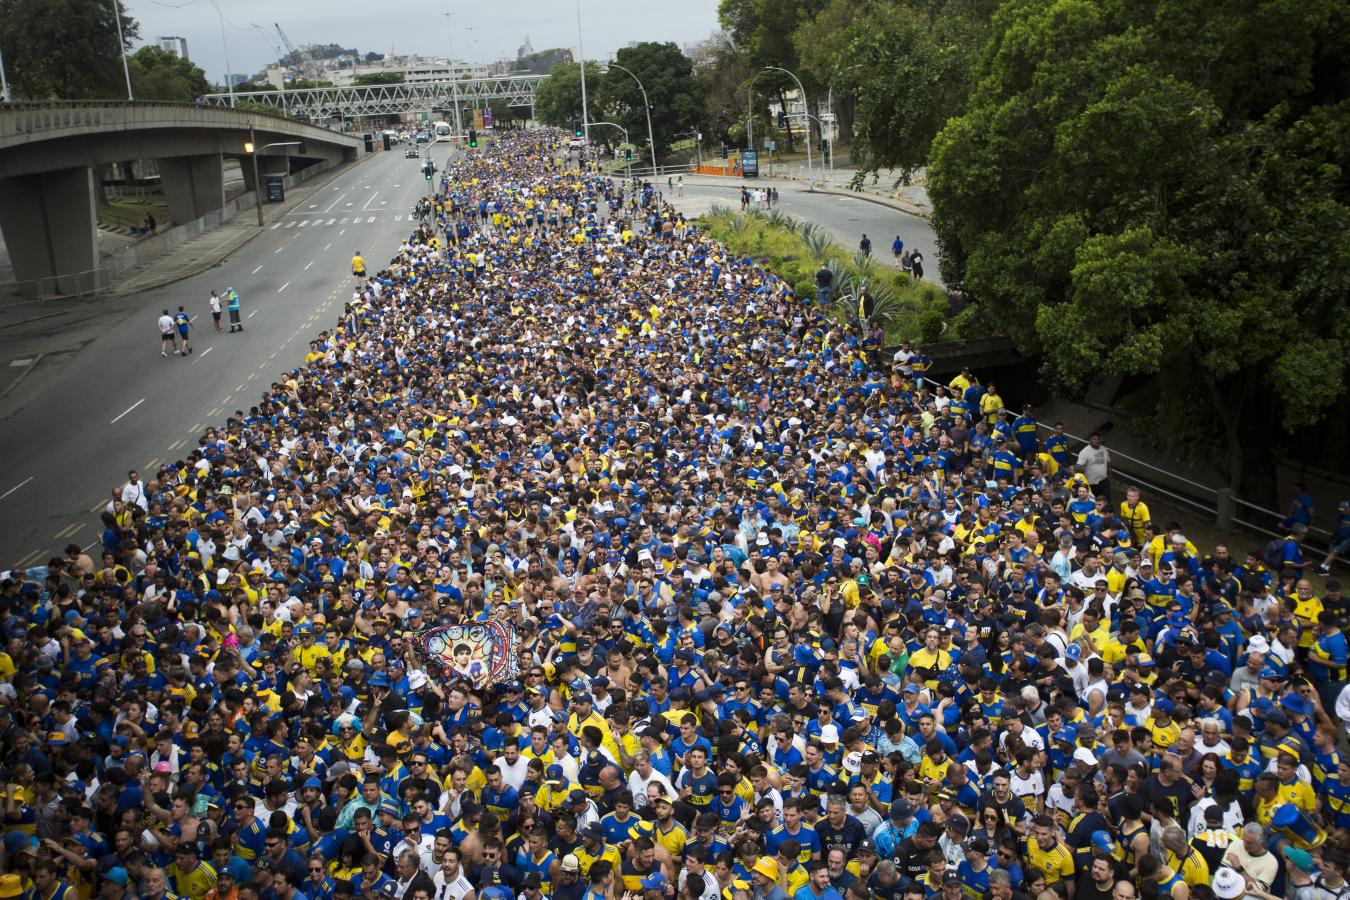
top-left (534, 61), bottom-right (604, 128)
top-left (0, 0), bottom-right (139, 100)
top-left (126, 45), bottom-right (211, 101)
top-left (719, 0), bottom-right (831, 150)
top-left (353, 72), bottom-right (404, 86)
top-left (928, 0), bottom-right (1350, 497)
top-left (691, 35), bottom-right (756, 150)
top-left (593, 42), bottom-right (700, 161)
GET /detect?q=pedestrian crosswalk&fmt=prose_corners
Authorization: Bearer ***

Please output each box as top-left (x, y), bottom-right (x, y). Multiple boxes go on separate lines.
top-left (270, 215), bottom-right (414, 231)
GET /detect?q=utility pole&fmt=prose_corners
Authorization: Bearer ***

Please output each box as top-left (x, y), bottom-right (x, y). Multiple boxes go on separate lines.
top-left (746, 86), bottom-right (753, 153)
top-left (0, 44), bottom-right (11, 102)
top-left (112, 0), bottom-right (134, 100)
top-left (575, 0), bottom-right (589, 140)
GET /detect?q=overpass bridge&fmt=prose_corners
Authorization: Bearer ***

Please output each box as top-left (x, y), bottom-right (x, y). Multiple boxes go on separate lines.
top-left (202, 74), bottom-right (545, 122)
top-left (0, 101), bottom-right (363, 295)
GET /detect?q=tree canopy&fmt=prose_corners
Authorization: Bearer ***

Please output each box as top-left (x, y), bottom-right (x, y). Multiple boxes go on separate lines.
top-left (533, 61), bottom-right (604, 129)
top-left (127, 46), bottom-right (211, 102)
top-left (0, 0), bottom-right (138, 100)
top-left (353, 72), bottom-right (405, 86)
top-left (594, 43), bottom-right (700, 160)
top-left (927, 0), bottom-right (1350, 492)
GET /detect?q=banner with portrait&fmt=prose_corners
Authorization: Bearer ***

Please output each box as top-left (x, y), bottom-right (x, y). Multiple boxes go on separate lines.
top-left (415, 620), bottom-right (519, 684)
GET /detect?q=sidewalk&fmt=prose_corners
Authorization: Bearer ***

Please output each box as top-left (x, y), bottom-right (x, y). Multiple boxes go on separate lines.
top-left (0, 156), bottom-right (370, 332)
top-left (677, 168), bottom-right (932, 221)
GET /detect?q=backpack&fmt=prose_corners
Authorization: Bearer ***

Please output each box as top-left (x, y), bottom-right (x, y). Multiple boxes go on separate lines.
top-left (1262, 537), bottom-right (1285, 570)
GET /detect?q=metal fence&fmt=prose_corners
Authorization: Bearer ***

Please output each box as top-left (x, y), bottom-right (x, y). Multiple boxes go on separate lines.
top-left (1036, 422), bottom-right (1335, 546)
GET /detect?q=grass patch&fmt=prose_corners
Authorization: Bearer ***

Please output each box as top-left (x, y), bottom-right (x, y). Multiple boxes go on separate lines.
top-left (699, 207), bottom-right (949, 344)
top-left (99, 195), bottom-right (170, 230)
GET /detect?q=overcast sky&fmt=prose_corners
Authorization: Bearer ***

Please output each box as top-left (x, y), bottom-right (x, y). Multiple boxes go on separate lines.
top-left (127, 0), bottom-right (724, 85)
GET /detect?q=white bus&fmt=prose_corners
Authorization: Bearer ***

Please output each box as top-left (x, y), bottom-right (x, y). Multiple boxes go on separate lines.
top-left (432, 121), bottom-right (454, 142)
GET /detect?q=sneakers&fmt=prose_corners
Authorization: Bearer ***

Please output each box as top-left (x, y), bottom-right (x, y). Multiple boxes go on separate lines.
top-left (161, 351), bottom-right (167, 357)
top-left (1317, 564), bottom-right (1331, 575)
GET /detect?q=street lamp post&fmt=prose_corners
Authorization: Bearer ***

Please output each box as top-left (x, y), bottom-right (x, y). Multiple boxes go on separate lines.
top-left (764, 66), bottom-right (811, 184)
top-left (443, 12), bottom-right (464, 139)
top-left (575, 0), bottom-right (589, 140)
top-left (825, 64), bottom-right (862, 178)
top-left (589, 121), bottom-right (629, 177)
top-left (245, 130), bottom-right (301, 226)
top-left (607, 62), bottom-right (655, 169)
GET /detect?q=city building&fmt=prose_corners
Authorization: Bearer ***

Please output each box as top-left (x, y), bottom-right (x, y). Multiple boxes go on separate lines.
top-left (157, 36), bottom-right (189, 60)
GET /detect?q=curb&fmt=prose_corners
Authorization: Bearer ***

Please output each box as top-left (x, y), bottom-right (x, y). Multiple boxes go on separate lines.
top-left (0, 352), bottom-right (44, 401)
top-left (676, 173), bottom-right (931, 219)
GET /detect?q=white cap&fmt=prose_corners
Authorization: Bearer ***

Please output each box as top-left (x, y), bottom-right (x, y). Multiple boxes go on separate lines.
top-left (217, 568), bottom-right (230, 585)
top-left (1211, 868), bottom-right (1244, 900)
top-left (841, 752), bottom-right (862, 774)
top-left (408, 671), bottom-right (428, 691)
top-left (820, 724), bottom-right (840, 744)
top-left (1072, 747), bottom-right (1098, 767)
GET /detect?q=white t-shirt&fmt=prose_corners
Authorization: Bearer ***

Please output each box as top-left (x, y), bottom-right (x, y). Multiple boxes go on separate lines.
top-left (158, 314), bottom-right (175, 335)
top-left (432, 871), bottom-right (474, 900)
top-left (1077, 445), bottom-right (1111, 485)
top-left (209, 294), bottom-right (221, 313)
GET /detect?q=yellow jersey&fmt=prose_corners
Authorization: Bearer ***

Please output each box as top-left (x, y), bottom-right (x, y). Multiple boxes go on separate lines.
top-left (1026, 839), bottom-right (1074, 884)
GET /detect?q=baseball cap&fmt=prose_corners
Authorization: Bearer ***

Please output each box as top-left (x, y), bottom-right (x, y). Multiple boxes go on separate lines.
top-left (1282, 846), bottom-right (1313, 872)
top-left (640, 872), bottom-right (670, 891)
top-left (561, 855), bottom-right (580, 873)
top-left (1090, 830), bottom-right (1117, 855)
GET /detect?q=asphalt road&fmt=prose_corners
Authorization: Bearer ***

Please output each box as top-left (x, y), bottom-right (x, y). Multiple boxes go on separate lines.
top-left (664, 180), bottom-right (943, 285)
top-left (0, 144), bottom-right (449, 567)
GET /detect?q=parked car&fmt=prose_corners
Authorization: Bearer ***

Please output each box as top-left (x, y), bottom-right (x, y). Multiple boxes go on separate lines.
top-left (405, 147), bottom-right (420, 159)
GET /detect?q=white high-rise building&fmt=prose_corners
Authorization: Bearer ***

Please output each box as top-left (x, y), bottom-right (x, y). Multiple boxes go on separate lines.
top-left (157, 36), bottom-right (189, 60)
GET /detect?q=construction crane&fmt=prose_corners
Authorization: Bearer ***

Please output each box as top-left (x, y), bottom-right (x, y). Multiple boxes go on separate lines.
top-left (275, 23), bottom-right (317, 83)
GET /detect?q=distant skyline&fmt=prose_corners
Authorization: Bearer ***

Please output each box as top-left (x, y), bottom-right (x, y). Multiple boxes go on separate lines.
top-left (126, 0), bottom-right (725, 86)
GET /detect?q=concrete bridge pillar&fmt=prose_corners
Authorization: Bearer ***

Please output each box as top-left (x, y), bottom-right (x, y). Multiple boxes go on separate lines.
top-left (0, 167), bottom-right (99, 296)
top-left (158, 153), bottom-right (225, 225)
top-left (236, 154), bottom-right (294, 193)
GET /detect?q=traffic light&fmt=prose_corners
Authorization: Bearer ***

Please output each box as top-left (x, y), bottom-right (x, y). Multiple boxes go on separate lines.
top-left (720, 143), bottom-right (728, 159)
top-left (422, 160), bottom-right (435, 181)
top-left (777, 110), bottom-right (787, 129)
top-left (573, 120), bottom-right (583, 137)
top-left (623, 147), bottom-right (633, 161)
top-left (468, 129), bottom-right (478, 148)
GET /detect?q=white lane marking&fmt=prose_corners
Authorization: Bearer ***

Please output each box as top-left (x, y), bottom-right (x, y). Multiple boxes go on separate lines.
top-left (362, 191), bottom-right (380, 210)
top-left (309, 204), bottom-right (319, 209)
top-left (270, 222), bottom-right (281, 230)
top-left (394, 183), bottom-right (400, 187)
top-left (249, 310), bottom-right (258, 318)
top-left (305, 261), bottom-right (314, 270)
top-left (0, 476), bottom-right (34, 500)
top-left (278, 282), bottom-right (290, 293)
top-left (252, 265), bottom-right (262, 274)
top-left (395, 214), bottom-right (402, 221)
top-left (323, 243), bottom-right (332, 251)
top-left (323, 193), bottom-right (348, 213)
top-left (340, 217), bottom-right (349, 224)
top-left (284, 221), bottom-right (296, 228)
top-left (274, 246), bottom-right (284, 254)
top-left (345, 202), bottom-right (353, 207)
top-left (367, 216), bottom-right (376, 223)
top-left (298, 220), bottom-right (308, 227)
top-left (191, 347), bottom-right (214, 365)
top-left (111, 398), bottom-right (145, 424)
top-left (327, 218), bottom-right (336, 225)
top-left (339, 229), bottom-right (346, 236)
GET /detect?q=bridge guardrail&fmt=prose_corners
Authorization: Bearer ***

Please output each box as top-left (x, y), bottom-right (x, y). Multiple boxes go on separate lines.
top-left (0, 100), bottom-right (355, 142)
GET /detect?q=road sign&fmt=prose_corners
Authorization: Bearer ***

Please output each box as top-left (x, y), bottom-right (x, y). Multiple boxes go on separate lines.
top-left (764, 140), bottom-right (776, 151)
top-left (742, 150), bottom-right (760, 177)
top-left (265, 178), bottom-right (285, 202)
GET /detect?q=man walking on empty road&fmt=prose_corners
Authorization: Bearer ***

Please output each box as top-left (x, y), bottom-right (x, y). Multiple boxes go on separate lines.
top-left (158, 310), bottom-right (178, 357)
